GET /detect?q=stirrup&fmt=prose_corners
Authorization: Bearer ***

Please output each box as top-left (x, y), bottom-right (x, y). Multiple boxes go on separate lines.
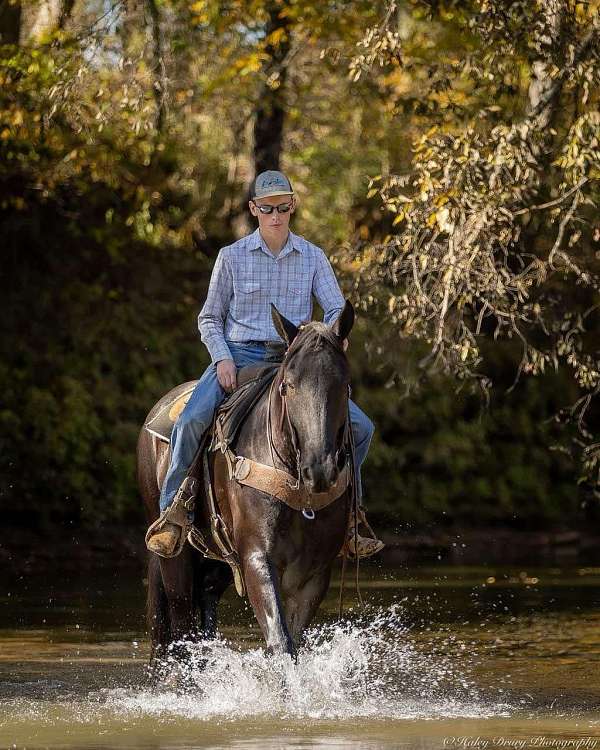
top-left (146, 520), bottom-right (183, 558)
top-left (338, 506), bottom-right (385, 560)
top-left (343, 533), bottom-right (385, 560)
top-left (145, 479), bottom-right (196, 558)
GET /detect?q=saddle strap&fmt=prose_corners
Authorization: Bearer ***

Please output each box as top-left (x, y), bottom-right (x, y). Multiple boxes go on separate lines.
top-left (231, 454), bottom-right (351, 512)
top-left (198, 446), bottom-right (247, 598)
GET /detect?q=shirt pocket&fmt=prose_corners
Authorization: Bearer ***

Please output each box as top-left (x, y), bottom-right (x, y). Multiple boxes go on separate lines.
top-left (238, 280), bottom-right (261, 295)
top-left (284, 286), bottom-right (310, 318)
top-left (233, 278), bottom-right (263, 319)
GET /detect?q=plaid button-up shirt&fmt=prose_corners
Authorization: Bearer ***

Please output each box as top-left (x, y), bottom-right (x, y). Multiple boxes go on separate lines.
top-left (198, 227), bottom-right (345, 364)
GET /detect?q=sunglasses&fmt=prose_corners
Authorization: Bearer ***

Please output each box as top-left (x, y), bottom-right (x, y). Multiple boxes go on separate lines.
top-left (252, 200), bottom-right (293, 214)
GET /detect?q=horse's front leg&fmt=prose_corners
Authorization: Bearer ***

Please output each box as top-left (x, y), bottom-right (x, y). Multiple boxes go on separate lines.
top-left (285, 567), bottom-right (332, 648)
top-left (241, 547), bottom-right (296, 657)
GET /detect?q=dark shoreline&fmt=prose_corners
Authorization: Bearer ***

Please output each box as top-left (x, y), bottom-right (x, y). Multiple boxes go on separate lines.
top-left (3, 524), bottom-right (600, 577)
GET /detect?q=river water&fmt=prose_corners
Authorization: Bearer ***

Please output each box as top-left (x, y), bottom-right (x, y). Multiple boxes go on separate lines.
top-left (1, 562), bottom-right (599, 749)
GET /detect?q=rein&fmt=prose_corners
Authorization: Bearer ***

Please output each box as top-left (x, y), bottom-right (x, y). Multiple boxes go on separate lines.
top-left (266, 373), bottom-right (302, 492)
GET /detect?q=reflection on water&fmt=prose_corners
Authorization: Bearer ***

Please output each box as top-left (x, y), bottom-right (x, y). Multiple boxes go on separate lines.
top-left (1, 564), bottom-right (600, 749)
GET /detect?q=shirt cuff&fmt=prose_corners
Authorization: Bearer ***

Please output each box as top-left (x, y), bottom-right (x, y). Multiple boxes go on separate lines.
top-left (206, 340), bottom-right (233, 365)
top-left (323, 304), bottom-right (344, 326)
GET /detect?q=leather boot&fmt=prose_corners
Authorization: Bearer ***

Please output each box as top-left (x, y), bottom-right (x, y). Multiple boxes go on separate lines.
top-left (145, 489), bottom-right (194, 558)
top-left (146, 522), bottom-right (181, 556)
top-left (340, 506), bottom-right (385, 559)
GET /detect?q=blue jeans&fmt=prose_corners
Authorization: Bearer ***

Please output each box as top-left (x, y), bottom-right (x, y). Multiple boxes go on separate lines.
top-left (159, 342), bottom-right (375, 512)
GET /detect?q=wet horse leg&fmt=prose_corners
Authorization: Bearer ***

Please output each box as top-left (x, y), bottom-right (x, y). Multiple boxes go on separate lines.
top-left (242, 548), bottom-right (296, 657)
top-left (159, 546), bottom-right (195, 657)
top-left (286, 568), bottom-right (332, 648)
top-left (196, 560), bottom-right (232, 639)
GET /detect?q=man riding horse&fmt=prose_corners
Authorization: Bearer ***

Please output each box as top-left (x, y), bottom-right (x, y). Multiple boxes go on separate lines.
top-left (145, 169), bottom-right (383, 560)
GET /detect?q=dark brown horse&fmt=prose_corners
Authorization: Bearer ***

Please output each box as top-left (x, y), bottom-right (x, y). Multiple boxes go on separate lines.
top-left (137, 302), bottom-right (355, 666)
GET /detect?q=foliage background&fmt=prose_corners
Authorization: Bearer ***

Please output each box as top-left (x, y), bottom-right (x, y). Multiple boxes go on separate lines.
top-left (1, 0), bottom-right (598, 534)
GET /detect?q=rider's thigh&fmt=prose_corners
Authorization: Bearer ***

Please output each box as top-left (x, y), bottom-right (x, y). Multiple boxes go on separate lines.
top-left (348, 399), bottom-right (375, 444)
top-left (177, 362), bottom-right (225, 432)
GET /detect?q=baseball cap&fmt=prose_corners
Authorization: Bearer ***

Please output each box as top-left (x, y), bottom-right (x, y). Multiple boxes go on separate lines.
top-left (251, 170), bottom-right (294, 200)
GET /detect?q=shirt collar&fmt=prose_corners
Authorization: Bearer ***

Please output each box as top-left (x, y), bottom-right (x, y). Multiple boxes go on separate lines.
top-left (249, 228), bottom-right (303, 256)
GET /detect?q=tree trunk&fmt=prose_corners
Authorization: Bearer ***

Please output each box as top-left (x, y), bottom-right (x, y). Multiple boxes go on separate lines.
top-left (253, 1), bottom-right (291, 175)
top-left (525, 0), bottom-right (565, 131)
top-left (524, 0), bottom-right (598, 135)
top-left (20, 0), bottom-right (68, 42)
top-left (120, 0), bottom-right (144, 58)
top-left (57, 0), bottom-right (74, 29)
top-left (146, 0), bottom-right (166, 137)
top-left (0, 0), bottom-right (21, 44)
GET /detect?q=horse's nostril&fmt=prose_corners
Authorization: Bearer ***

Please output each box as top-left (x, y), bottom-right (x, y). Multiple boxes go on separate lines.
top-left (302, 461), bottom-right (338, 493)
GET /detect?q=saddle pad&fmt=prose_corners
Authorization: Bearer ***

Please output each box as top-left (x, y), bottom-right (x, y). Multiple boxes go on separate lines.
top-left (144, 381), bottom-right (199, 443)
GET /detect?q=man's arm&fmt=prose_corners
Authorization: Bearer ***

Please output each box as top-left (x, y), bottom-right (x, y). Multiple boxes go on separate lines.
top-left (198, 248), bottom-right (234, 365)
top-left (313, 247), bottom-right (345, 325)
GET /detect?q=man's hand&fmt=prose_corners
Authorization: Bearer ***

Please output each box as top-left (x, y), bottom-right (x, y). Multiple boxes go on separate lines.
top-left (216, 359), bottom-right (237, 393)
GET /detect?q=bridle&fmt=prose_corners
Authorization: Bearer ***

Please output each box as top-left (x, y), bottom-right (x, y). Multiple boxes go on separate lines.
top-left (266, 332), bottom-right (352, 512)
top-left (266, 375), bottom-right (302, 490)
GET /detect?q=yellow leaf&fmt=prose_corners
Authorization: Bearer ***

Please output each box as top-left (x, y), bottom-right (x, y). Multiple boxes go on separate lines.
top-left (266, 28), bottom-right (287, 47)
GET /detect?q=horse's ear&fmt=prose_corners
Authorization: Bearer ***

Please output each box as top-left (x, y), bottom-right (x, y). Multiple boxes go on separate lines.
top-left (330, 300), bottom-right (354, 341)
top-left (271, 303), bottom-right (299, 346)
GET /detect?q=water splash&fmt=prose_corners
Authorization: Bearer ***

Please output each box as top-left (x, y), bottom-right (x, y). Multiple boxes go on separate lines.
top-left (99, 605), bottom-right (511, 721)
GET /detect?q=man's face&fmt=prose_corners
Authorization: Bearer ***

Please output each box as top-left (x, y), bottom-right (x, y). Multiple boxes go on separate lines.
top-left (249, 194), bottom-right (296, 234)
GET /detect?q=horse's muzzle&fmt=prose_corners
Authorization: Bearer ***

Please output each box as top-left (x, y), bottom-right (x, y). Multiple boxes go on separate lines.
top-left (301, 454), bottom-right (340, 494)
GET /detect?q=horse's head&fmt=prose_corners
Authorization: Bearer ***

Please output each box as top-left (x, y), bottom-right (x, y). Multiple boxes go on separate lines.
top-left (270, 300), bottom-right (355, 494)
